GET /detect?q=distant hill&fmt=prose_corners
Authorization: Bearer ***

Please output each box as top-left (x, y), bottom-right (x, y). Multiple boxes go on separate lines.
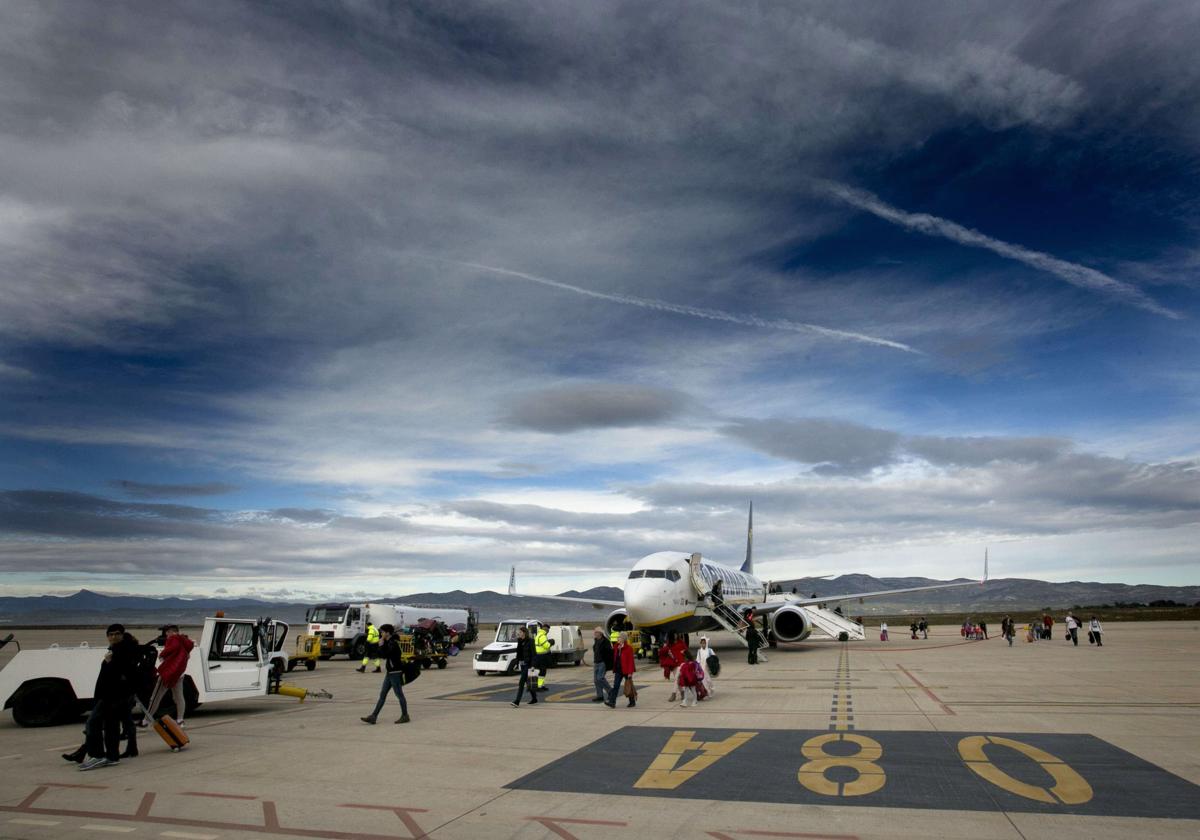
top-left (1, 578), bottom-right (1196, 626)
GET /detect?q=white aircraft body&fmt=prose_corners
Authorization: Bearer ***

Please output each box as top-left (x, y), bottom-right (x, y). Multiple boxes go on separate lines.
top-left (509, 506), bottom-right (986, 643)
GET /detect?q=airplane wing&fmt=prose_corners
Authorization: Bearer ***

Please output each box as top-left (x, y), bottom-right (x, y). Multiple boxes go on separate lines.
top-left (506, 566), bottom-right (624, 609)
top-left (745, 552), bottom-right (989, 616)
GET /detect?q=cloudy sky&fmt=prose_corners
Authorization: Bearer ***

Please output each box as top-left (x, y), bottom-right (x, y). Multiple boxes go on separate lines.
top-left (2, 1), bottom-right (1198, 600)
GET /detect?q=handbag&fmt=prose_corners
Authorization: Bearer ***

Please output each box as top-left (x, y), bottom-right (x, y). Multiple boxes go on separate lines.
top-left (623, 676), bottom-right (637, 699)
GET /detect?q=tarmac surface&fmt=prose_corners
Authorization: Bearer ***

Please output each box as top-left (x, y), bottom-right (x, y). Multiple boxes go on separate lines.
top-left (1, 620), bottom-right (1198, 839)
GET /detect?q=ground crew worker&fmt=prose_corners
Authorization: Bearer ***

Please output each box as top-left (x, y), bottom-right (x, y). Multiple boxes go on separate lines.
top-left (534, 622), bottom-right (554, 691)
top-left (609, 626), bottom-right (620, 644)
top-left (356, 622), bottom-right (381, 673)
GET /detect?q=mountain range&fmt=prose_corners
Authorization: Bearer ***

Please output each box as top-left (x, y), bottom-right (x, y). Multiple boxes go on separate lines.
top-left (1, 576), bottom-right (1197, 626)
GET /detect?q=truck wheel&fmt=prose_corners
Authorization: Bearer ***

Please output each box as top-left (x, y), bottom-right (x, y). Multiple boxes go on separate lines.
top-left (351, 637), bottom-right (367, 660)
top-left (11, 680), bottom-right (74, 727)
top-left (272, 659), bottom-right (286, 679)
top-left (305, 660), bottom-right (317, 671)
top-left (476, 669), bottom-right (486, 676)
top-left (421, 659), bottom-right (430, 670)
top-left (436, 659), bottom-right (447, 669)
top-left (286, 659), bottom-right (297, 672)
top-left (573, 657), bottom-right (582, 666)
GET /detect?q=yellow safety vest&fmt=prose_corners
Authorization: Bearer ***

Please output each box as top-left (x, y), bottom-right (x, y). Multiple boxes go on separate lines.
top-left (609, 629), bottom-right (620, 643)
top-left (366, 624), bottom-right (380, 643)
top-left (534, 629), bottom-right (551, 654)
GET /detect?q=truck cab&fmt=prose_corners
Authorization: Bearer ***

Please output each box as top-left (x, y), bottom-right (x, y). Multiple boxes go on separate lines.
top-left (306, 603), bottom-right (366, 659)
top-left (0, 616), bottom-right (290, 727)
top-left (472, 620), bottom-right (585, 676)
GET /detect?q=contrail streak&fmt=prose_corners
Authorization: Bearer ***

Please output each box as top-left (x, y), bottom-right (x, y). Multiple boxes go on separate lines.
top-left (814, 180), bottom-right (1180, 320)
top-left (448, 260), bottom-right (921, 354)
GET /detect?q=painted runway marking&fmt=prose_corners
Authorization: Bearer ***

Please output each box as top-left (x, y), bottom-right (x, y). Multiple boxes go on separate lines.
top-left (896, 664), bottom-right (955, 715)
top-left (829, 646), bottom-right (854, 731)
top-left (508, 726), bottom-right (1200, 818)
top-left (181, 791), bottom-right (258, 800)
top-left (8, 817), bottom-right (62, 826)
top-left (161, 832), bottom-right (220, 840)
top-left (81, 825), bottom-right (138, 833)
top-left (0, 753), bottom-right (22, 760)
top-left (525, 816), bottom-right (627, 839)
top-left (337, 802), bottom-right (430, 838)
top-left (707, 830), bottom-right (860, 840)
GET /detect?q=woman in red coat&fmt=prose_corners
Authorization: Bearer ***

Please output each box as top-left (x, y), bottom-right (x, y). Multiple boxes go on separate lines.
top-left (606, 632), bottom-right (637, 708)
top-left (144, 625), bottom-right (194, 724)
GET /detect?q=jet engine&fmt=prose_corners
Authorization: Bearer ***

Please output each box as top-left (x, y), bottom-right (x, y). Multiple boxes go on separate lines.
top-left (605, 609), bottom-right (630, 637)
top-left (769, 606), bottom-right (813, 643)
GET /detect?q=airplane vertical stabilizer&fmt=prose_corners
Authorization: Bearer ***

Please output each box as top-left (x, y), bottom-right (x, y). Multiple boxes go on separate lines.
top-left (741, 502), bottom-right (754, 574)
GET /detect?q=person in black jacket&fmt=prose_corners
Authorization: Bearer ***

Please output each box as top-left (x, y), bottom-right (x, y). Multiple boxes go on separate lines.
top-left (591, 627), bottom-right (614, 702)
top-left (360, 625), bottom-right (411, 724)
top-left (511, 626), bottom-right (538, 707)
top-left (78, 624), bottom-right (140, 770)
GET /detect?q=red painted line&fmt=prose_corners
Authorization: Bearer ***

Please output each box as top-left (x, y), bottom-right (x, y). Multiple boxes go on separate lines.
top-left (896, 664), bottom-right (956, 716)
top-left (708, 831), bottom-right (860, 840)
top-left (338, 803), bottom-right (430, 838)
top-left (16, 786), bottom-right (48, 810)
top-left (526, 816), bottom-right (628, 840)
top-left (0, 804), bottom-right (418, 840)
top-left (181, 791), bottom-right (259, 800)
top-left (135, 792), bottom-right (155, 818)
top-left (36, 782), bottom-right (109, 790)
top-left (263, 800), bottom-right (281, 831)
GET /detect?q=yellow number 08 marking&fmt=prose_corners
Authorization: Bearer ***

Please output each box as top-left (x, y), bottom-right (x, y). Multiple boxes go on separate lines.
top-left (958, 736), bottom-right (1093, 805)
top-left (797, 733), bottom-right (886, 797)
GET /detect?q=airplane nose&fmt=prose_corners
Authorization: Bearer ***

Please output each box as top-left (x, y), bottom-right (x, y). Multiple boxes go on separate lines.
top-left (624, 581), bottom-right (655, 625)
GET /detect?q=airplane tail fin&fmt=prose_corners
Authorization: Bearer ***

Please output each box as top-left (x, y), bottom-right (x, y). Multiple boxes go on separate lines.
top-left (982, 548), bottom-right (989, 584)
top-left (741, 502), bottom-right (754, 574)
top-left (508, 566), bottom-right (517, 596)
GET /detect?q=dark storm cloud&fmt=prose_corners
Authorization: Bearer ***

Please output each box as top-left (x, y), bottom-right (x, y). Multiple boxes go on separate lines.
top-left (111, 479), bottom-right (238, 499)
top-left (722, 418), bottom-right (902, 475)
top-left (0, 490), bottom-right (220, 539)
top-left (501, 383), bottom-right (687, 433)
top-left (905, 435), bottom-right (1070, 467)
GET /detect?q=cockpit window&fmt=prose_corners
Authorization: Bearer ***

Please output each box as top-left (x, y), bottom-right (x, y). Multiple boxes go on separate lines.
top-left (665, 570), bottom-right (681, 582)
top-left (644, 569), bottom-right (666, 578)
top-left (627, 570), bottom-right (646, 579)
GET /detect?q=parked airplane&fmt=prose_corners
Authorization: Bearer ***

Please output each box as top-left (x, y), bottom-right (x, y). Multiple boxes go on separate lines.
top-left (508, 504), bottom-right (987, 644)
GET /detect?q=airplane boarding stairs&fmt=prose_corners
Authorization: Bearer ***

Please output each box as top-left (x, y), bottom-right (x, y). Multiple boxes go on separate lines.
top-left (688, 554), bottom-right (767, 662)
top-left (797, 606), bottom-right (866, 641)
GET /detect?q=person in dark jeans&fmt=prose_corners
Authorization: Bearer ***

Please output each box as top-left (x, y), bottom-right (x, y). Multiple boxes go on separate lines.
top-left (511, 626), bottom-right (538, 707)
top-left (746, 616), bottom-right (761, 665)
top-left (79, 624), bottom-right (140, 770)
top-left (591, 626), bottom-right (613, 702)
top-left (361, 624), bottom-right (411, 724)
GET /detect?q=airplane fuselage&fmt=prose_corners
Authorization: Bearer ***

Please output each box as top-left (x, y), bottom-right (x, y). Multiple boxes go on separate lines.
top-left (623, 551), bottom-right (769, 634)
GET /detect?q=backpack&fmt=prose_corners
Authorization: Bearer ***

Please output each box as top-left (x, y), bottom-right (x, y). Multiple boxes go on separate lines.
top-left (705, 654), bottom-right (720, 677)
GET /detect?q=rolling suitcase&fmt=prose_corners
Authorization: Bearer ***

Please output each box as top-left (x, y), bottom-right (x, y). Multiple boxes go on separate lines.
top-left (135, 699), bottom-right (190, 751)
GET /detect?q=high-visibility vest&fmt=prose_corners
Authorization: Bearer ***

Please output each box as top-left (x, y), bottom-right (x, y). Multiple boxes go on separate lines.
top-left (609, 629), bottom-right (620, 643)
top-left (366, 624), bottom-right (380, 644)
top-left (534, 629), bottom-right (551, 654)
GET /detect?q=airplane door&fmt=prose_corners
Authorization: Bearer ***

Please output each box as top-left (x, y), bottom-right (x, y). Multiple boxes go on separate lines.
top-left (204, 620), bottom-right (265, 693)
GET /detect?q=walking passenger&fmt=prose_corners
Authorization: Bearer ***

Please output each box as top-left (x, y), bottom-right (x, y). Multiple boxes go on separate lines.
top-left (879, 621), bottom-right (889, 642)
top-left (696, 636), bottom-right (715, 697)
top-left (591, 627), bottom-right (613, 702)
top-left (746, 618), bottom-right (761, 663)
top-left (1089, 616), bottom-right (1103, 646)
top-left (79, 624), bottom-right (140, 771)
top-left (919, 618), bottom-right (928, 639)
top-left (1065, 613), bottom-right (1079, 646)
top-left (360, 624), bottom-right (411, 724)
top-left (144, 625), bottom-right (194, 726)
top-left (511, 626), bottom-right (538, 706)
top-left (606, 632), bottom-right (636, 708)
top-left (677, 650), bottom-right (701, 707)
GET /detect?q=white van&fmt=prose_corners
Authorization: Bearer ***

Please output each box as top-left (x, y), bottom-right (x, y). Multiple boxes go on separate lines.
top-left (472, 619), bottom-right (585, 676)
